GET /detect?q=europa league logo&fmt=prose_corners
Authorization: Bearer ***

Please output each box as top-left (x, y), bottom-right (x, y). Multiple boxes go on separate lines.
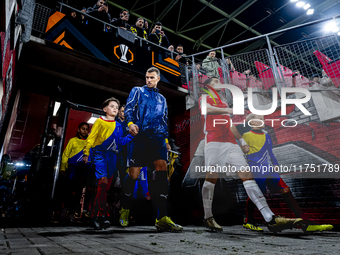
top-left (119, 44), bottom-right (129, 63)
top-left (114, 44), bottom-right (134, 63)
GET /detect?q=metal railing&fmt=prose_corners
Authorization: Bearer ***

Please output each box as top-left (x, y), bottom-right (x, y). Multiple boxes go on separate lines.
top-left (32, 3), bottom-right (53, 34)
top-left (32, 2), bottom-right (180, 60)
top-left (31, 3), bottom-right (340, 95)
top-left (185, 14), bottom-right (340, 104)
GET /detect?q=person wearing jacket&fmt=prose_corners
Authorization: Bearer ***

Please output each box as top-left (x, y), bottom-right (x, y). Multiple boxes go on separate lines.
top-left (111, 9), bottom-right (130, 30)
top-left (119, 67), bottom-right (183, 232)
top-left (202, 51), bottom-right (221, 78)
top-left (86, 0), bottom-right (111, 29)
top-left (148, 21), bottom-right (170, 48)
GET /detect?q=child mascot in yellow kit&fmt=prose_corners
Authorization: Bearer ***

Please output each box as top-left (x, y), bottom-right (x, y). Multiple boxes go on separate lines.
top-left (83, 97), bottom-right (134, 230)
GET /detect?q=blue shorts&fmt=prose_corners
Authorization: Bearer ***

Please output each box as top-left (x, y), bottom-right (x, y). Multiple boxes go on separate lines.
top-left (67, 162), bottom-right (91, 183)
top-left (129, 133), bottom-right (167, 167)
top-left (93, 150), bottom-right (117, 179)
top-left (252, 168), bottom-right (288, 193)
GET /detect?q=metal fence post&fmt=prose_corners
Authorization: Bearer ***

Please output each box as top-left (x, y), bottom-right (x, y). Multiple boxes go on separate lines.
top-left (51, 103), bottom-right (69, 199)
top-left (220, 48), bottom-right (227, 84)
top-left (192, 56), bottom-right (198, 101)
top-left (273, 48), bottom-right (287, 88)
top-left (266, 35), bottom-right (282, 96)
top-left (220, 48), bottom-right (233, 105)
top-left (185, 64), bottom-right (189, 89)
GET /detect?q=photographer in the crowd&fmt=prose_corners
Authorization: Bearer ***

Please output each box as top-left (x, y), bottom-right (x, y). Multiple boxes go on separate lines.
top-left (111, 9), bottom-right (130, 30)
top-left (86, 0), bottom-right (111, 27)
top-left (148, 22), bottom-right (170, 48)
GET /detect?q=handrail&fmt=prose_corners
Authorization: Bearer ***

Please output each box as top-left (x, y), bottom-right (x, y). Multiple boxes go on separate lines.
top-left (186, 14), bottom-right (340, 58)
top-left (56, 2), bottom-right (180, 57)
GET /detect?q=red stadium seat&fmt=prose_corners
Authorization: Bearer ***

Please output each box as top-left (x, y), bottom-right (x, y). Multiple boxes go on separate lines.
top-left (218, 67), bottom-right (223, 78)
top-left (255, 61), bottom-right (311, 89)
top-left (255, 61), bottom-right (276, 90)
top-left (247, 76), bottom-right (263, 89)
top-left (229, 70), bottom-right (247, 91)
top-left (279, 64), bottom-right (294, 88)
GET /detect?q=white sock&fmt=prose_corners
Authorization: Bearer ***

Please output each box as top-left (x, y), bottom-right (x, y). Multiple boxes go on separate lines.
top-left (202, 180), bottom-right (215, 219)
top-left (243, 180), bottom-right (274, 222)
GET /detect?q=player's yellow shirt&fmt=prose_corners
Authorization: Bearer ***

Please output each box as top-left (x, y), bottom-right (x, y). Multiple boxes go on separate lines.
top-left (60, 137), bottom-right (87, 171)
top-left (83, 117), bottom-right (116, 156)
top-left (242, 130), bottom-right (266, 155)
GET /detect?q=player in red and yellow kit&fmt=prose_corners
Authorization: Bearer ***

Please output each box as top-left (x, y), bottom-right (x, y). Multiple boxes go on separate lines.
top-left (199, 77), bottom-right (302, 233)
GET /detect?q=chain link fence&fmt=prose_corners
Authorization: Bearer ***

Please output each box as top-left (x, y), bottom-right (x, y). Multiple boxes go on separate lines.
top-left (32, 3), bottom-right (52, 34)
top-left (274, 35), bottom-right (340, 88)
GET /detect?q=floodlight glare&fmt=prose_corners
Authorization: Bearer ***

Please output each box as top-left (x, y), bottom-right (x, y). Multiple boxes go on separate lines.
top-left (307, 9), bottom-right (314, 15)
top-left (338, 32), bottom-right (340, 36)
top-left (290, 0), bottom-right (298, 2)
top-left (296, 1), bottom-right (305, 7)
top-left (332, 27), bottom-right (340, 33)
top-left (325, 21), bottom-right (337, 31)
top-left (303, 3), bottom-right (311, 10)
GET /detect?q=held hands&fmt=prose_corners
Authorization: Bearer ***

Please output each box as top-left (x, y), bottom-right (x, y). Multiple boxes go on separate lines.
top-left (239, 138), bottom-right (249, 154)
top-left (129, 124), bottom-right (139, 136)
top-left (83, 155), bottom-right (89, 164)
top-left (242, 144), bottom-right (249, 154)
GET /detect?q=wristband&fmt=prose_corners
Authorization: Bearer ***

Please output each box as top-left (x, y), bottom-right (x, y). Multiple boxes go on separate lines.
top-left (128, 122), bottom-right (134, 127)
top-left (239, 138), bottom-right (247, 146)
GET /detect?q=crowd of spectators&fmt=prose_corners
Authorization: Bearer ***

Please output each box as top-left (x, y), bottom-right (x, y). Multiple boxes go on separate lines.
top-left (67, 1), bottom-right (170, 49)
top-left (64, 0), bottom-right (337, 90)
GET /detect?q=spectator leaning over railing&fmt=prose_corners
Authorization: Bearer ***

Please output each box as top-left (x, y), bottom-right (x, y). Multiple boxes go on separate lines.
top-left (175, 44), bottom-right (187, 65)
top-left (130, 17), bottom-right (148, 39)
top-left (149, 21), bottom-right (170, 48)
top-left (111, 9), bottom-right (130, 30)
top-left (202, 51), bottom-right (221, 78)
